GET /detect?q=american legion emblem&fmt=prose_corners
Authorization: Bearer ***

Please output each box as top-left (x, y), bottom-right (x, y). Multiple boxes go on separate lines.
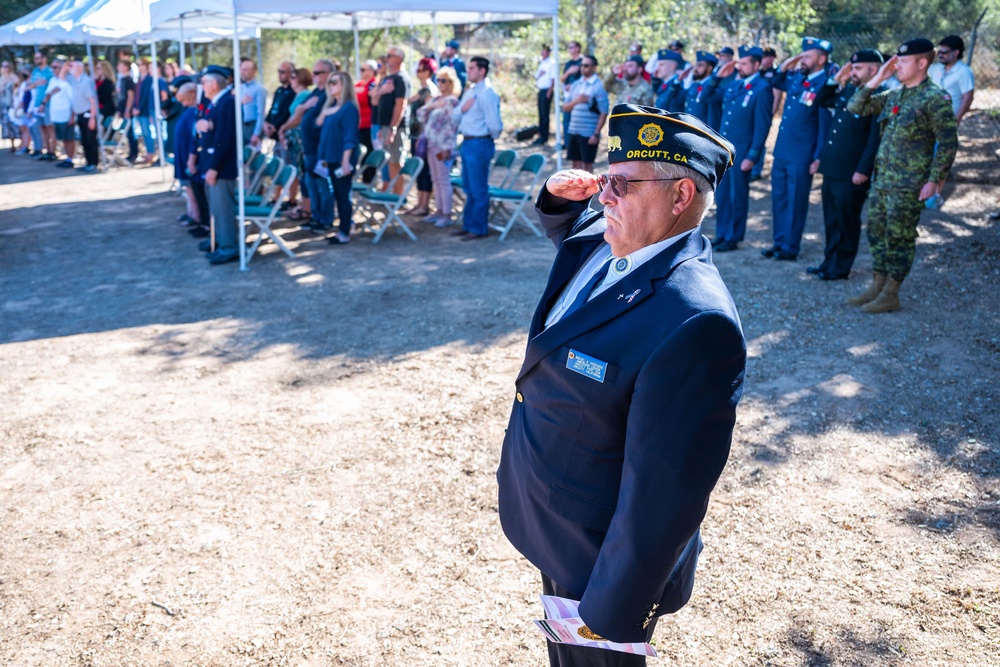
top-left (637, 123), bottom-right (664, 148)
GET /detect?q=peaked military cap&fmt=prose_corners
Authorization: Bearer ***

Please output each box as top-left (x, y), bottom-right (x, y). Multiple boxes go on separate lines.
top-left (801, 37), bottom-right (832, 53)
top-left (717, 46), bottom-right (735, 56)
top-left (445, 39), bottom-right (460, 49)
top-left (201, 64), bottom-right (233, 80)
top-left (696, 50), bottom-right (718, 65)
top-left (738, 45), bottom-right (763, 59)
top-left (606, 104), bottom-right (736, 191)
top-left (850, 49), bottom-right (884, 64)
top-left (896, 38), bottom-right (935, 56)
top-left (656, 50), bottom-right (683, 63)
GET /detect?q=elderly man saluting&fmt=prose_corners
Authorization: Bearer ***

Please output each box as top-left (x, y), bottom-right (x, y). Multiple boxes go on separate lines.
top-left (497, 104), bottom-right (747, 667)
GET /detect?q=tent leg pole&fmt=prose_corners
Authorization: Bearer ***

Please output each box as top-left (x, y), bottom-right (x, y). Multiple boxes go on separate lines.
top-left (151, 41), bottom-right (166, 182)
top-left (553, 15), bottom-right (562, 171)
top-left (352, 15), bottom-right (361, 81)
top-left (233, 10), bottom-right (247, 272)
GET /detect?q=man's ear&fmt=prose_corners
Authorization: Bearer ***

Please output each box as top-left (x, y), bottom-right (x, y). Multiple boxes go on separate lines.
top-left (671, 178), bottom-right (699, 217)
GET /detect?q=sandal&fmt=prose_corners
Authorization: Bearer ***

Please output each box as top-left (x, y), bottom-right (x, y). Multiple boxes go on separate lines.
top-left (406, 207), bottom-right (431, 217)
top-left (287, 207), bottom-right (307, 221)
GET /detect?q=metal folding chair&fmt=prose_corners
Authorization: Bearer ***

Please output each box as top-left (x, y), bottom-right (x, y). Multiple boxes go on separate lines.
top-left (244, 151), bottom-right (268, 193)
top-left (244, 164), bottom-right (299, 260)
top-left (451, 148), bottom-right (517, 209)
top-left (100, 116), bottom-right (133, 168)
top-left (351, 148), bottom-right (388, 197)
top-left (244, 156), bottom-right (284, 205)
top-left (357, 157), bottom-right (425, 243)
top-left (487, 154), bottom-right (548, 241)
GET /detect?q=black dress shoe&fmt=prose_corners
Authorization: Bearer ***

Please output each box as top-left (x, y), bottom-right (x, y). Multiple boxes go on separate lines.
top-left (806, 266), bottom-right (824, 275)
top-left (715, 241), bottom-right (739, 252)
top-left (450, 228), bottom-right (471, 236)
top-left (189, 225), bottom-right (209, 238)
top-left (775, 250), bottom-right (798, 261)
top-left (761, 246), bottom-right (778, 258)
top-left (818, 270), bottom-right (849, 281)
top-left (198, 239), bottom-right (212, 252)
top-left (711, 237), bottom-right (725, 247)
top-left (206, 249), bottom-right (240, 265)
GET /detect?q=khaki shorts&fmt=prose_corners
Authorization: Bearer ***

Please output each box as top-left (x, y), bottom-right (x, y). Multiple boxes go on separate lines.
top-left (379, 126), bottom-right (406, 165)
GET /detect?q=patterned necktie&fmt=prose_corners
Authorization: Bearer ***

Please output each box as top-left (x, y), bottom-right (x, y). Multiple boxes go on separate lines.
top-left (563, 256), bottom-right (614, 318)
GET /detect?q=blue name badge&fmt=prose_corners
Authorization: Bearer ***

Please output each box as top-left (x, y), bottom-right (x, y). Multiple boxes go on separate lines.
top-left (566, 349), bottom-right (608, 383)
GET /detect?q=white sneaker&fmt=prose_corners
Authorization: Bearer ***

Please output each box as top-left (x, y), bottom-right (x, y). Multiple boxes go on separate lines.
top-left (434, 217), bottom-right (453, 228)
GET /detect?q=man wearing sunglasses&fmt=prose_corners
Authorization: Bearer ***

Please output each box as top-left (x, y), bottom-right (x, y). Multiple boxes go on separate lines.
top-left (263, 61), bottom-right (296, 140)
top-left (497, 104), bottom-right (746, 666)
top-left (927, 35), bottom-right (975, 124)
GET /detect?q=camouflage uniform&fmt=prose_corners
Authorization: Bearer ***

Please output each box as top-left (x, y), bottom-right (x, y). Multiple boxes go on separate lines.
top-left (847, 78), bottom-right (958, 280)
top-left (604, 73), bottom-right (656, 107)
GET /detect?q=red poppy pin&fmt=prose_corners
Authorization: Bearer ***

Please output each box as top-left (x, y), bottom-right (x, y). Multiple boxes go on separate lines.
top-left (697, 85), bottom-right (703, 94)
top-left (892, 105), bottom-right (900, 115)
top-left (744, 82), bottom-right (752, 90)
top-left (803, 81), bottom-right (811, 89)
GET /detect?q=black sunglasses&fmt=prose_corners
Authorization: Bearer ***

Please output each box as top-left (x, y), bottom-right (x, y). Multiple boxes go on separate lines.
top-left (598, 174), bottom-right (700, 197)
top-left (313, 70), bottom-right (330, 76)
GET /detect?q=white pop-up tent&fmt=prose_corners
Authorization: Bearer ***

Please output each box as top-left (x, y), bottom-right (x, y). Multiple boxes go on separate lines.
top-left (0, 0), bottom-right (259, 182)
top-left (144, 0), bottom-right (561, 270)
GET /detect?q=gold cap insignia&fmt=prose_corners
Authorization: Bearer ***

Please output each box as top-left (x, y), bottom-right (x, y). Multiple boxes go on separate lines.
top-left (637, 123), bottom-right (664, 148)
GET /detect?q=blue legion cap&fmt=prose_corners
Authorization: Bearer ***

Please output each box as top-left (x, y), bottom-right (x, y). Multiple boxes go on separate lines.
top-left (626, 54), bottom-right (645, 65)
top-left (851, 49), bottom-right (884, 64)
top-left (696, 50), bottom-right (718, 65)
top-left (201, 64), bottom-right (233, 79)
top-left (445, 39), bottom-right (460, 49)
top-left (656, 50), bottom-right (683, 64)
top-left (738, 46), bottom-right (763, 59)
top-left (801, 37), bottom-right (832, 53)
top-left (606, 104), bottom-right (736, 191)
top-left (717, 46), bottom-right (735, 56)
top-left (897, 38), bottom-right (935, 56)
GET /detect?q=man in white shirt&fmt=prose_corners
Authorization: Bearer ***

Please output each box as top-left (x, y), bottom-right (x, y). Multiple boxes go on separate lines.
top-left (533, 45), bottom-right (557, 145)
top-left (928, 35), bottom-right (975, 124)
top-left (37, 60), bottom-right (75, 167)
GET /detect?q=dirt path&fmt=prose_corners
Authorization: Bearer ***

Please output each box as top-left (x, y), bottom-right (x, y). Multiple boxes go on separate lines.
top-left (1, 147), bottom-right (997, 666)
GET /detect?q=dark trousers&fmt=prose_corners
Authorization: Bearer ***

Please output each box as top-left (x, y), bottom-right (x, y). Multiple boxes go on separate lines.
top-left (771, 157), bottom-right (814, 256)
top-left (538, 89), bottom-right (552, 141)
top-left (714, 162), bottom-right (752, 244)
top-left (541, 573), bottom-right (657, 667)
top-left (412, 137), bottom-right (432, 193)
top-left (125, 120), bottom-right (138, 161)
top-left (359, 127), bottom-right (376, 184)
top-left (190, 179), bottom-right (210, 227)
top-left (316, 170), bottom-right (353, 235)
top-left (76, 115), bottom-right (99, 166)
top-left (819, 176), bottom-right (869, 277)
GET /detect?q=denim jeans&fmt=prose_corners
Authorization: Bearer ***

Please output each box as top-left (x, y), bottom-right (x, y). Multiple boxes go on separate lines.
top-left (459, 137), bottom-right (495, 236)
top-left (137, 115), bottom-right (156, 154)
top-left (315, 171), bottom-right (354, 235)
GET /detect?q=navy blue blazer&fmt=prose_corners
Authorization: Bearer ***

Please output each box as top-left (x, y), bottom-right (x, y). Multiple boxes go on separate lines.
top-left (816, 81), bottom-right (882, 180)
top-left (497, 193), bottom-right (747, 644)
top-left (709, 73), bottom-right (774, 164)
top-left (201, 89), bottom-right (238, 180)
top-left (770, 69), bottom-right (832, 165)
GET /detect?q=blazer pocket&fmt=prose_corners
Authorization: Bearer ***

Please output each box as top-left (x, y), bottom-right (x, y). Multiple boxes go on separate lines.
top-left (547, 484), bottom-right (616, 533)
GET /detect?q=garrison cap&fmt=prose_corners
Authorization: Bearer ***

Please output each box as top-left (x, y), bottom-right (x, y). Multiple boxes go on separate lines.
top-left (738, 45), bottom-right (763, 59)
top-left (626, 54), bottom-right (645, 66)
top-left (717, 46), bottom-right (735, 56)
top-left (656, 50), bottom-right (683, 64)
top-left (201, 64), bottom-right (233, 80)
top-left (606, 104), bottom-right (736, 191)
top-left (801, 37), bottom-right (832, 53)
top-left (850, 49), bottom-right (884, 64)
top-left (445, 39), bottom-right (460, 49)
top-left (696, 50), bottom-right (718, 65)
top-left (897, 38), bottom-right (934, 56)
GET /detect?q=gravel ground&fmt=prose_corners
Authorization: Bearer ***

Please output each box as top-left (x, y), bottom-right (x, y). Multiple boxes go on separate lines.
top-left (1, 123), bottom-right (998, 667)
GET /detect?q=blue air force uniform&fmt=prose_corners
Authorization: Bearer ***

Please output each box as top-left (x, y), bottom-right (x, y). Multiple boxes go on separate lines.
top-left (709, 48), bottom-right (774, 247)
top-left (497, 105), bottom-right (746, 660)
top-left (812, 49), bottom-right (885, 279)
top-left (658, 51), bottom-right (719, 126)
top-left (767, 37), bottom-right (834, 259)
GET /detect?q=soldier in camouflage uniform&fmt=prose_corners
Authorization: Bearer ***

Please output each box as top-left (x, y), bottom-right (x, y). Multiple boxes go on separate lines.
top-left (605, 55), bottom-right (656, 107)
top-left (846, 38), bottom-right (958, 313)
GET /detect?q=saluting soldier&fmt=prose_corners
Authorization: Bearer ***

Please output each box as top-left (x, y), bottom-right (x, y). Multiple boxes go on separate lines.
top-left (706, 46), bottom-right (735, 130)
top-left (845, 38), bottom-right (958, 313)
top-left (807, 49), bottom-right (885, 281)
top-left (652, 50), bottom-right (686, 112)
top-left (657, 51), bottom-right (719, 125)
top-left (707, 46), bottom-right (774, 251)
top-left (763, 37), bottom-right (833, 261)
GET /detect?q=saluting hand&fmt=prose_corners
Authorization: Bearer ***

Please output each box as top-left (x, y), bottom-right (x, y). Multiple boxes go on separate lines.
top-left (545, 169), bottom-right (602, 202)
top-left (716, 60), bottom-right (737, 79)
top-left (834, 63), bottom-right (852, 87)
top-left (868, 56), bottom-right (897, 89)
top-left (779, 54), bottom-right (802, 72)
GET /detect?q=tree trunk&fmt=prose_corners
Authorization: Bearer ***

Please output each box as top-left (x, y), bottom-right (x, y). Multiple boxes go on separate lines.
top-left (584, 0), bottom-right (597, 55)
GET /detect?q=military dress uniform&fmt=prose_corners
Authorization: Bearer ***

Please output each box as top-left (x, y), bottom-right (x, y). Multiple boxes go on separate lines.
top-left (811, 49), bottom-right (884, 280)
top-left (497, 105), bottom-right (746, 667)
top-left (765, 37), bottom-right (833, 260)
top-left (751, 48), bottom-right (779, 180)
top-left (846, 38), bottom-right (958, 311)
top-left (708, 47), bottom-right (774, 250)
top-left (658, 51), bottom-right (719, 124)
